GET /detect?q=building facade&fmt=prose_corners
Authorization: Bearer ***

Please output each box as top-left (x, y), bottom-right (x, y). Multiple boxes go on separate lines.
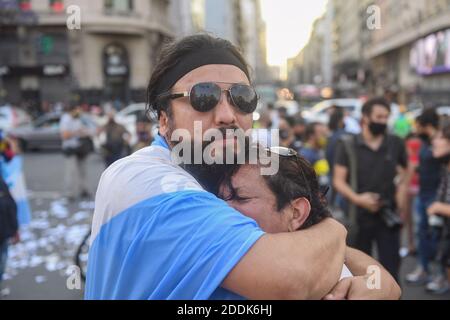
top-left (0, 0), bottom-right (173, 110)
top-left (204, 0), bottom-right (269, 83)
top-left (366, 0), bottom-right (450, 104)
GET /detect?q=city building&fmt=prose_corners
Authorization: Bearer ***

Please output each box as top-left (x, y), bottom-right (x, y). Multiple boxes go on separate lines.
top-left (204, 0), bottom-right (269, 83)
top-left (287, 0), bottom-right (334, 90)
top-left (365, 0), bottom-right (450, 104)
top-left (0, 0), bottom-right (173, 110)
top-left (169, 0), bottom-right (205, 38)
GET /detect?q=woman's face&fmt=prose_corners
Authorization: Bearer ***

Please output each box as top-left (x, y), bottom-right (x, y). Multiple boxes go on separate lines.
top-left (432, 131), bottom-right (450, 159)
top-left (218, 165), bottom-right (292, 233)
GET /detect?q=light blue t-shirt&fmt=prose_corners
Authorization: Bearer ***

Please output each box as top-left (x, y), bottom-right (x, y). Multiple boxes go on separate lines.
top-left (85, 135), bottom-right (265, 299)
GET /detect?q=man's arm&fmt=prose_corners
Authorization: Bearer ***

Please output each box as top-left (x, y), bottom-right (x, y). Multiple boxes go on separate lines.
top-left (222, 218), bottom-right (347, 300)
top-left (325, 247), bottom-right (401, 300)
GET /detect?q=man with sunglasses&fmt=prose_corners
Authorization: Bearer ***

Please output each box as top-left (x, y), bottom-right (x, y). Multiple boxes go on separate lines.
top-left (86, 35), bottom-right (397, 300)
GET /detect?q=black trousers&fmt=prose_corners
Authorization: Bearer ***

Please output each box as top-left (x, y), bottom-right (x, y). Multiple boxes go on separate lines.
top-left (354, 217), bottom-right (401, 281)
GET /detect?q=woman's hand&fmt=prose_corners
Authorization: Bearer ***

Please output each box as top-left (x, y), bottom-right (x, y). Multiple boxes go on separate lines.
top-left (323, 275), bottom-right (401, 300)
top-left (427, 202), bottom-right (443, 216)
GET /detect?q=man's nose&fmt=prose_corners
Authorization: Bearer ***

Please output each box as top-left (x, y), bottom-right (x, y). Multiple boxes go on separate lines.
top-left (213, 92), bottom-right (237, 126)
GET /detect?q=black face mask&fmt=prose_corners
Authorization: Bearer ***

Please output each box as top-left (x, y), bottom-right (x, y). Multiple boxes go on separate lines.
top-left (279, 129), bottom-right (290, 140)
top-left (368, 122), bottom-right (387, 137)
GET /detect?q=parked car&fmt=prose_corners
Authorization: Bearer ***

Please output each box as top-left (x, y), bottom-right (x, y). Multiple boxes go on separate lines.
top-left (274, 100), bottom-right (301, 117)
top-left (10, 112), bottom-right (100, 152)
top-left (302, 99), bottom-right (362, 124)
top-left (0, 105), bottom-right (32, 131)
top-left (302, 98), bottom-right (400, 130)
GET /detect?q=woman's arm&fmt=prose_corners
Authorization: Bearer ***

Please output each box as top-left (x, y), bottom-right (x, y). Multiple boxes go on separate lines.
top-left (324, 247), bottom-right (401, 300)
top-left (428, 202), bottom-right (450, 218)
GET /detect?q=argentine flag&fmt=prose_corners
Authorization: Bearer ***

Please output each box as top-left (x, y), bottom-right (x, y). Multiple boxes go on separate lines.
top-left (85, 135), bottom-right (265, 300)
top-left (1, 155), bottom-right (32, 226)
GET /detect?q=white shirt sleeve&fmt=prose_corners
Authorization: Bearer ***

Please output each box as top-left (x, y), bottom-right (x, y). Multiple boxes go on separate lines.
top-left (340, 264), bottom-right (353, 280)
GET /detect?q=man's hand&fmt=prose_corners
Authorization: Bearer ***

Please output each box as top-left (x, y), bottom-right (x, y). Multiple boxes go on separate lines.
top-left (355, 193), bottom-right (381, 213)
top-left (323, 276), bottom-right (400, 300)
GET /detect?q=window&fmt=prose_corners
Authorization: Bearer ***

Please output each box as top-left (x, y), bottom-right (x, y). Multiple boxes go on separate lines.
top-left (105, 0), bottom-right (133, 12)
top-left (50, 0), bottom-right (64, 13)
top-left (19, 0), bottom-right (31, 11)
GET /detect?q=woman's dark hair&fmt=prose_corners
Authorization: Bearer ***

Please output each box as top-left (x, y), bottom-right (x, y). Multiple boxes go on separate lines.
top-left (416, 108), bottom-right (440, 129)
top-left (218, 147), bottom-right (331, 230)
top-left (146, 34), bottom-right (250, 119)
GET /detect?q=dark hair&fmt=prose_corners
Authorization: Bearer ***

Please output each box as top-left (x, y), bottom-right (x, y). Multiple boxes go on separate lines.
top-left (293, 115), bottom-right (306, 126)
top-left (284, 116), bottom-right (295, 127)
top-left (441, 120), bottom-right (450, 140)
top-left (146, 34), bottom-right (249, 119)
top-left (362, 97), bottom-right (391, 117)
top-left (218, 148), bottom-right (331, 230)
top-left (328, 107), bottom-right (345, 131)
top-left (304, 122), bottom-right (321, 141)
top-left (416, 108), bottom-right (440, 129)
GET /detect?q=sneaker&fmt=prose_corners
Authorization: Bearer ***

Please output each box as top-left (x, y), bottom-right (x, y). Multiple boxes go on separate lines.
top-left (405, 266), bottom-right (430, 285)
top-left (426, 275), bottom-right (450, 295)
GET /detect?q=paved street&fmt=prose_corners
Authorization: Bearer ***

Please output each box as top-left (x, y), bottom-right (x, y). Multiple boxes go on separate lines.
top-left (0, 152), bottom-right (449, 300)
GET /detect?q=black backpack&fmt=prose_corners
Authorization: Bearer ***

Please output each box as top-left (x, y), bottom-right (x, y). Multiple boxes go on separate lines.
top-left (0, 175), bottom-right (18, 244)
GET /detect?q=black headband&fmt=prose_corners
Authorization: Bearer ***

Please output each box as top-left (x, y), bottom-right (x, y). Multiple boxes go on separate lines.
top-left (155, 47), bottom-right (250, 98)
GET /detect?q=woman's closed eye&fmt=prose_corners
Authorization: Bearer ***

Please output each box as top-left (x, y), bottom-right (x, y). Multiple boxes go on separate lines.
top-left (223, 188), bottom-right (253, 203)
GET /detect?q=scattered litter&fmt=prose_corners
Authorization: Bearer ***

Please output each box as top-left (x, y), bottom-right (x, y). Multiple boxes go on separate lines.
top-left (4, 196), bottom-right (92, 285)
top-left (79, 201), bottom-right (95, 210)
top-left (1, 288), bottom-right (11, 297)
top-left (50, 201), bottom-right (69, 219)
top-left (34, 276), bottom-right (47, 284)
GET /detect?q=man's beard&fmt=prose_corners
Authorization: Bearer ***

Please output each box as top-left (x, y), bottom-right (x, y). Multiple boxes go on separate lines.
top-left (165, 125), bottom-right (249, 196)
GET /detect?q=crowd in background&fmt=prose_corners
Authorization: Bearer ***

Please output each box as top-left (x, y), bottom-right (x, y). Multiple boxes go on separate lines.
top-left (255, 98), bottom-right (450, 295)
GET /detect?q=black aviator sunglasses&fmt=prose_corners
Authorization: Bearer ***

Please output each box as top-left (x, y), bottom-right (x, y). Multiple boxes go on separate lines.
top-left (157, 82), bottom-right (259, 114)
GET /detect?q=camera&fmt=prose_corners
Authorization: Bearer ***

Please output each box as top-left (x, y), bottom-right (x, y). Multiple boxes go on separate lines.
top-left (380, 206), bottom-right (403, 230)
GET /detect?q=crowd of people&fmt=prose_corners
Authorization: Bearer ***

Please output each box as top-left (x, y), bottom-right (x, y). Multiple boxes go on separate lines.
top-left (256, 98), bottom-right (450, 295)
top-left (1, 33), bottom-right (449, 300)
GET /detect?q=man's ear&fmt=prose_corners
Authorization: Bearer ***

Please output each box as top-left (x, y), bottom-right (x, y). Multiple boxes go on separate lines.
top-left (288, 197), bottom-right (311, 232)
top-left (159, 111), bottom-right (169, 137)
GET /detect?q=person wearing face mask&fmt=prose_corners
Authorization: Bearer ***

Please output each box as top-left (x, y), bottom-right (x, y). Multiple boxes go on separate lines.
top-left (406, 109), bottom-right (442, 286)
top-left (426, 121), bottom-right (450, 294)
top-left (333, 97), bottom-right (409, 281)
top-left (300, 122), bottom-right (330, 188)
